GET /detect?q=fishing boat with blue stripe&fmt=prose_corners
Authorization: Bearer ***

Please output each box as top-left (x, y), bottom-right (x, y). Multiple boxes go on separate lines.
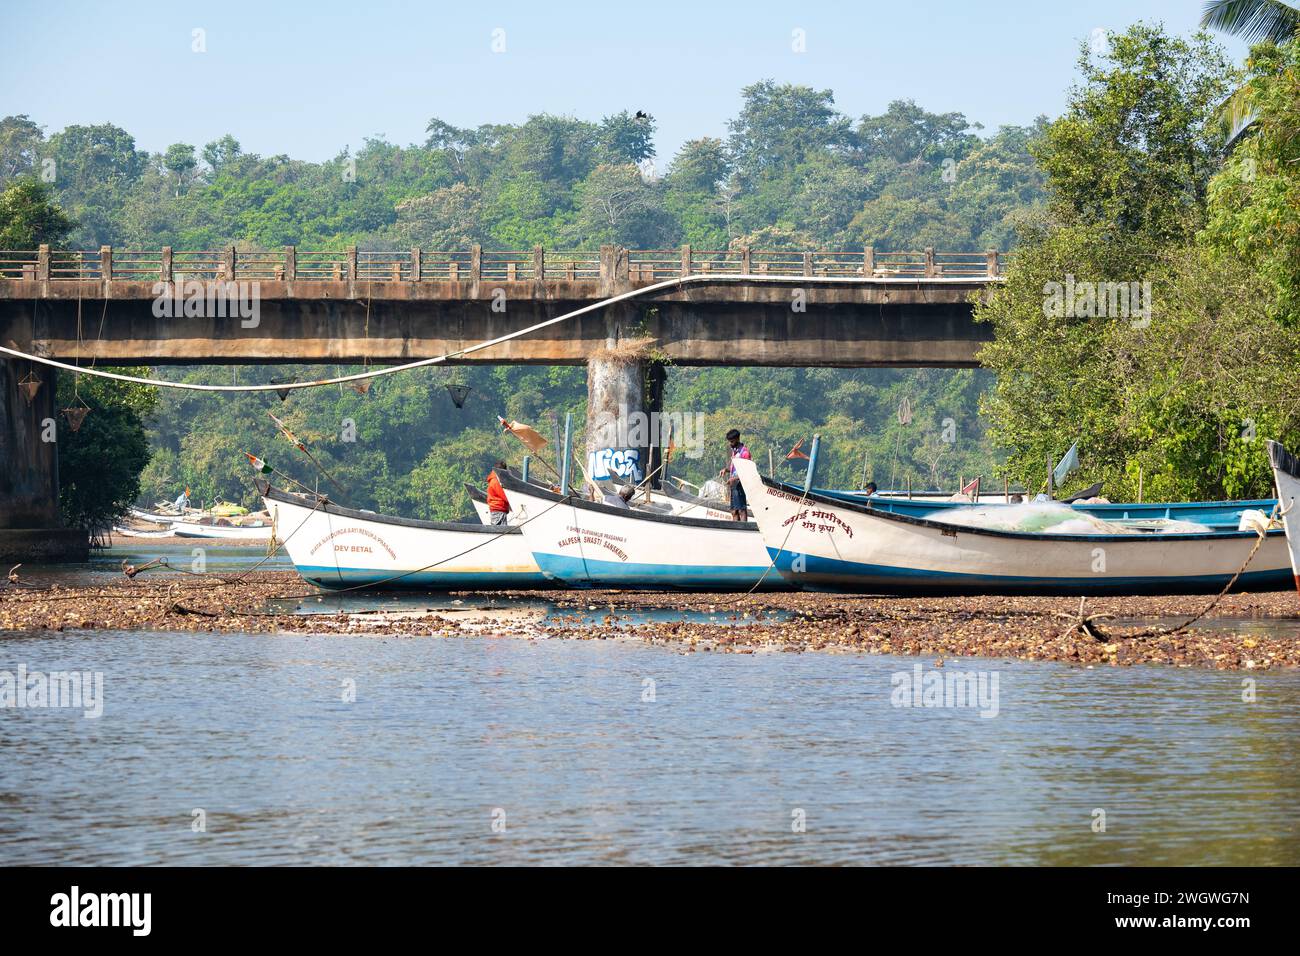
top-left (732, 458), bottom-right (1292, 595)
top-left (258, 480), bottom-right (549, 590)
top-left (496, 470), bottom-right (785, 590)
top-left (752, 435), bottom-right (1274, 529)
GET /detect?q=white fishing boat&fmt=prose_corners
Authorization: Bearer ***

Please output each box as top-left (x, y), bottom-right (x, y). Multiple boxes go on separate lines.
top-left (112, 525), bottom-right (176, 539)
top-left (1266, 440), bottom-right (1300, 594)
top-left (169, 518), bottom-right (274, 541)
top-left (496, 471), bottom-right (784, 590)
top-left (733, 458), bottom-right (1293, 595)
top-left (258, 480), bottom-right (549, 590)
top-left (128, 507), bottom-right (182, 525)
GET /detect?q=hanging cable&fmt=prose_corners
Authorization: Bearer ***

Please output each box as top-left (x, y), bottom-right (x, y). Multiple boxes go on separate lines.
top-left (0, 273), bottom-right (960, 394)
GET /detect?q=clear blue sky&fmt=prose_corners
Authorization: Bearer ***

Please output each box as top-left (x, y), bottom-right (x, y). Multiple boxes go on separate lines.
top-left (0, 0), bottom-right (1248, 164)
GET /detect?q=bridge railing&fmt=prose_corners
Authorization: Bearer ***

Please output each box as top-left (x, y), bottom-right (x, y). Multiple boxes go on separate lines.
top-left (0, 245), bottom-right (1009, 283)
top-left (174, 251), bottom-right (225, 281)
top-left (419, 251), bottom-right (472, 281)
top-left (49, 250), bottom-right (105, 280)
top-left (480, 250), bottom-right (533, 282)
top-left (628, 248), bottom-right (684, 281)
top-left (0, 250), bottom-right (38, 279)
top-left (546, 250), bottom-right (602, 281)
top-left (113, 250), bottom-right (166, 280)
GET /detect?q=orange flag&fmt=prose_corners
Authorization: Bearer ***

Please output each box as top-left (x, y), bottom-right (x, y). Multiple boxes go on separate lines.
top-left (785, 439), bottom-right (810, 461)
top-left (498, 416), bottom-right (549, 454)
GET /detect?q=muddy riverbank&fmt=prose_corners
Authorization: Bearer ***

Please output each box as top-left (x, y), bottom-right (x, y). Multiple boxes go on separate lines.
top-left (3, 570), bottom-right (1298, 669)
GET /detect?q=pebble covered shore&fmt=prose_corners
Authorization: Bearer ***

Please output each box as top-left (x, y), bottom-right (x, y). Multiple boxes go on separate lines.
top-left (2, 571), bottom-right (1298, 670)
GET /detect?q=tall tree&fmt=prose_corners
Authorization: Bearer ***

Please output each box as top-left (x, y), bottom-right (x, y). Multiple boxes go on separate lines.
top-left (0, 177), bottom-right (74, 247)
top-left (0, 114), bottom-right (44, 184)
top-left (1031, 24), bottom-right (1231, 244)
top-left (856, 99), bottom-right (980, 165)
top-left (598, 111), bottom-right (656, 165)
top-left (46, 123), bottom-right (146, 244)
top-left (727, 81), bottom-right (852, 185)
top-left (568, 163), bottom-right (673, 247)
top-left (1203, 39), bottom-right (1300, 321)
top-left (162, 143), bottom-right (197, 196)
top-left (973, 23), bottom-right (1294, 500)
top-left (57, 371), bottom-right (156, 532)
top-left (201, 134), bottom-right (243, 172)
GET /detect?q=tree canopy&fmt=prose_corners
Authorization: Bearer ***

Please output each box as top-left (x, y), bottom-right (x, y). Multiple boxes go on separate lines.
top-left (976, 22), bottom-right (1300, 501)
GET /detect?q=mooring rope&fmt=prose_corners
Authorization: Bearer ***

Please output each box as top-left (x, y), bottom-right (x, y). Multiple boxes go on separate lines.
top-left (744, 478), bottom-right (814, 596)
top-left (1057, 509), bottom-right (1278, 642)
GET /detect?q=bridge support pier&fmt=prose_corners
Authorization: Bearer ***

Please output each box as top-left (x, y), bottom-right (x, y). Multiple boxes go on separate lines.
top-left (0, 359), bottom-right (87, 563)
top-left (584, 352), bottom-right (664, 491)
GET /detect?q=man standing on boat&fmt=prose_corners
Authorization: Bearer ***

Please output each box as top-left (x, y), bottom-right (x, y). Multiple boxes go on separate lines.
top-left (486, 461), bottom-right (512, 526)
top-left (721, 429), bottom-right (751, 521)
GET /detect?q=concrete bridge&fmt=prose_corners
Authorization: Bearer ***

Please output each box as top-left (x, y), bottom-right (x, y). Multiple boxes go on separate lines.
top-left (0, 244), bottom-right (1006, 559)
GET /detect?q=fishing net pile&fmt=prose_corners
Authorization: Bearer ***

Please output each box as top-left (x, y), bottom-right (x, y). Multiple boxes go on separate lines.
top-left (927, 502), bottom-right (1213, 535)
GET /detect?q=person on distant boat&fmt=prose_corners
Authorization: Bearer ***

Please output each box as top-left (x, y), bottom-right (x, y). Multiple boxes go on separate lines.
top-left (603, 484), bottom-right (635, 509)
top-left (486, 461), bottom-right (512, 526)
top-left (864, 481), bottom-right (878, 495)
top-left (720, 429), bottom-right (751, 521)
top-left (172, 487), bottom-right (190, 513)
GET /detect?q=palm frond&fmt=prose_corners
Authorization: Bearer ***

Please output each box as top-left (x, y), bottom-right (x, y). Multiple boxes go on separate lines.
top-left (1215, 86), bottom-right (1260, 147)
top-left (1200, 0), bottom-right (1300, 44)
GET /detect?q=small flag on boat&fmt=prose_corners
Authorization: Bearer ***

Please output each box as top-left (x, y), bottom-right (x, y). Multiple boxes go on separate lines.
top-left (1053, 441), bottom-right (1080, 486)
top-left (268, 412), bottom-right (307, 452)
top-left (785, 438), bottom-right (810, 461)
top-left (498, 416), bottom-right (548, 453)
top-left (665, 426), bottom-right (677, 463)
top-left (961, 475), bottom-right (980, 498)
top-left (246, 453), bottom-right (272, 475)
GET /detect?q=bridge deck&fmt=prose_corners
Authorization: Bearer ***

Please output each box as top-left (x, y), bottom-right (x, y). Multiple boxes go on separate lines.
top-left (0, 245), bottom-right (1002, 367)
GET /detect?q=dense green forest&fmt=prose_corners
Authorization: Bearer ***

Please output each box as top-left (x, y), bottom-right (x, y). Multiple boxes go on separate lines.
top-left (0, 85), bottom-right (1044, 253)
top-left (1, 83), bottom-right (1044, 521)
top-left (4, 15), bottom-right (1299, 526)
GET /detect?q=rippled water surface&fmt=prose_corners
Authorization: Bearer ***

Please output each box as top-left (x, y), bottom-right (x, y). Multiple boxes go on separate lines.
top-left (21, 543), bottom-right (293, 587)
top-left (2, 626), bottom-right (1297, 865)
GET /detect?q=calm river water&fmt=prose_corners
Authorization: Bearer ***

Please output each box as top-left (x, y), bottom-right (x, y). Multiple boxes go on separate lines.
top-left (1, 546), bottom-right (1297, 865)
top-left (3, 630), bottom-right (1299, 865)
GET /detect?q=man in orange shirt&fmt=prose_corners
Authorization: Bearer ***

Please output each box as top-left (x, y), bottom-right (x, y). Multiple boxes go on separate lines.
top-left (486, 460), bottom-right (511, 525)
